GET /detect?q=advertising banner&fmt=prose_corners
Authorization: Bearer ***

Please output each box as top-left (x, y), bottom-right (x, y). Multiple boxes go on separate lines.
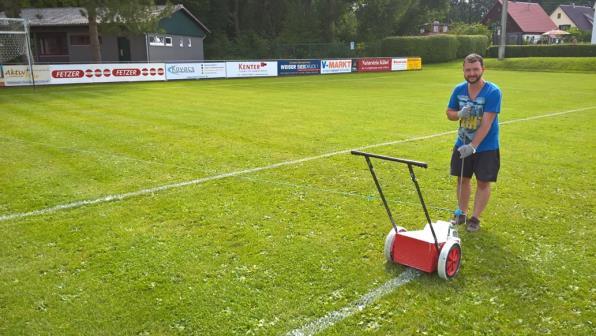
top-left (278, 60), bottom-right (320, 76)
top-left (226, 61), bottom-right (278, 78)
top-left (165, 62), bottom-right (226, 80)
top-left (356, 58), bottom-right (392, 72)
top-left (407, 57), bottom-right (422, 70)
top-left (320, 59), bottom-right (352, 74)
top-left (3, 65), bottom-right (51, 86)
top-left (196, 62), bottom-right (227, 79)
top-left (391, 58), bottom-right (408, 71)
top-left (49, 63), bottom-right (165, 85)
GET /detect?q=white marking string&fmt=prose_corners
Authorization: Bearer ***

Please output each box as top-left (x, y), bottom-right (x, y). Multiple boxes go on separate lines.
top-left (1, 106), bottom-right (593, 223)
top-left (286, 268), bottom-right (421, 336)
top-left (240, 176), bottom-right (453, 213)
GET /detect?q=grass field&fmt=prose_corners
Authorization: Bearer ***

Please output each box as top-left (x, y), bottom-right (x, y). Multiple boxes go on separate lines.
top-left (1, 62), bottom-right (595, 335)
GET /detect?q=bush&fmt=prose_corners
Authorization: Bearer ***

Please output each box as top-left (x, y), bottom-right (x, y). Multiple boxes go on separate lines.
top-left (381, 35), bottom-right (459, 63)
top-left (485, 57), bottom-right (596, 73)
top-left (448, 22), bottom-right (491, 40)
top-left (455, 35), bottom-right (489, 58)
top-left (487, 44), bottom-right (596, 58)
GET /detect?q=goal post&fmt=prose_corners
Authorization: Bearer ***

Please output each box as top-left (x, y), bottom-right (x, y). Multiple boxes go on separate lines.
top-left (0, 18), bottom-right (35, 87)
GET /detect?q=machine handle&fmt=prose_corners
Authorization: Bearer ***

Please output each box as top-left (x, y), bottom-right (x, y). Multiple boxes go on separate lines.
top-left (351, 150), bottom-right (428, 168)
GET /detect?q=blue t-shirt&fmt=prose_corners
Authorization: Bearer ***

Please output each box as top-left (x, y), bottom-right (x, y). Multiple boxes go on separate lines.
top-left (448, 81), bottom-right (502, 152)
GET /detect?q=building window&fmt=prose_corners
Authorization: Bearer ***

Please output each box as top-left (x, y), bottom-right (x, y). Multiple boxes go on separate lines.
top-left (164, 36), bottom-right (172, 47)
top-left (179, 38), bottom-right (183, 47)
top-left (557, 13), bottom-right (561, 19)
top-left (37, 32), bottom-right (68, 56)
top-left (149, 35), bottom-right (164, 46)
top-left (559, 24), bottom-right (571, 30)
top-left (187, 38), bottom-right (192, 47)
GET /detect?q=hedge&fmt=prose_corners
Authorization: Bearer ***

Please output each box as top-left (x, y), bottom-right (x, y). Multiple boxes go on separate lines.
top-left (487, 44), bottom-right (596, 58)
top-left (456, 35), bottom-right (489, 58)
top-left (381, 34), bottom-right (488, 63)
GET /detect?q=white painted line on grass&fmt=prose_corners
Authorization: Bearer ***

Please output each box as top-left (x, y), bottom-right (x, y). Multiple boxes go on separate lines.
top-left (286, 268), bottom-right (421, 336)
top-left (1, 106), bottom-right (594, 223)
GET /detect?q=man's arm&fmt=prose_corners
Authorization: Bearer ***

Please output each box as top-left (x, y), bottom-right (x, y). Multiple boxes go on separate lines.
top-left (446, 108), bottom-right (460, 121)
top-left (470, 112), bottom-right (497, 149)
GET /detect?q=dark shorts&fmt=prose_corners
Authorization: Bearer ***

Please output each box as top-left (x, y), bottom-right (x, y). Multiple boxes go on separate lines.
top-left (450, 147), bottom-right (500, 182)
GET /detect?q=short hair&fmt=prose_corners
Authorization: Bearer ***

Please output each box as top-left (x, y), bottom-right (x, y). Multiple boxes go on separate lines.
top-left (463, 53), bottom-right (484, 67)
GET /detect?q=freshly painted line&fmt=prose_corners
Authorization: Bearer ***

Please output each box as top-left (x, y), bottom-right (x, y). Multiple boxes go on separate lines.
top-left (0, 132), bottom-right (454, 222)
top-left (1, 106), bottom-right (593, 223)
top-left (286, 268), bottom-right (421, 336)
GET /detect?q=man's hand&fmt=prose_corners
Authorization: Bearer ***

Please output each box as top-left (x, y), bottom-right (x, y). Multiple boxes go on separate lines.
top-left (457, 105), bottom-right (472, 119)
top-left (458, 144), bottom-right (476, 159)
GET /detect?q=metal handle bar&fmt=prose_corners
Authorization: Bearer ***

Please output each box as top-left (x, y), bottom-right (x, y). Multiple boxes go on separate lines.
top-left (351, 150), bottom-right (440, 251)
top-left (350, 150), bottom-right (428, 169)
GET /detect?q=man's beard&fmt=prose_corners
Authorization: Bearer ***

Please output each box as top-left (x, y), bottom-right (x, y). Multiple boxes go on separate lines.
top-left (465, 73), bottom-right (483, 84)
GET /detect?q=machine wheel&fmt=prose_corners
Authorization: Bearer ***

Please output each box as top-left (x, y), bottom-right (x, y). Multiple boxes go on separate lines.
top-left (384, 227), bottom-right (406, 262)
top-left (438, 241), bottom-right (462, 280)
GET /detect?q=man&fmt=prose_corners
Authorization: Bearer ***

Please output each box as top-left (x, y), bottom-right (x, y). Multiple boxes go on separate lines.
top-left (446, 53), bottom-right (502, 232)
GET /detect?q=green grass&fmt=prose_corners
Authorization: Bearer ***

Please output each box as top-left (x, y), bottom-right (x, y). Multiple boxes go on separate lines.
top-left (485, 57), bottom-right (596, 73)
top-left (1, 65), bottom-right (595, 335)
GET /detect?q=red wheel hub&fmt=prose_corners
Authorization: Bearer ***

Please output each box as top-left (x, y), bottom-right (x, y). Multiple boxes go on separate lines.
top-left (446, 245), bottom-right (461, 277)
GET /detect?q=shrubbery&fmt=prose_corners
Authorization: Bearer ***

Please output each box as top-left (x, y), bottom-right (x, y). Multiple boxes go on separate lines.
top-left (456, 35), bottom-right (489, 58)
top-left (487, 44), bottom-right (596, 58)
top-left (381, 34), bottom-right (488, 63)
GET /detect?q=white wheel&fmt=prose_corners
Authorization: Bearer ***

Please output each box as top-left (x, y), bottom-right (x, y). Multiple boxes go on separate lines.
top-left (384, 227), bottom-right (406, 262)
top-left (438, 240), bottom-right (462, 280)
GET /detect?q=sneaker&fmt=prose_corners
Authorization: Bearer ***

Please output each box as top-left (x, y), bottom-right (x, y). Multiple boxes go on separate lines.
top-left (466, 216), bottom-right (480, 232)
top-left (451, 214), bottom-right (467, 225)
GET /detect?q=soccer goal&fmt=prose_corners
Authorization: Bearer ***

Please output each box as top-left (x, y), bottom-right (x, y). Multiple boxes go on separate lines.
top-left (0, 18), bottom-right (35, 86)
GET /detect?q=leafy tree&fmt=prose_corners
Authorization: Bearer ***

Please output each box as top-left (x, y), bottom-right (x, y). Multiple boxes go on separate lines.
top-left (537, 0), bottom-right (593, 14)
top-left (1, 0), bottom-right (170, 62)
top-left (448, 0), bottom-right (494, 24)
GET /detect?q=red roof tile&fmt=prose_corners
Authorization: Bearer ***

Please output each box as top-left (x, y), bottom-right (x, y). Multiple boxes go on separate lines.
top-left (501, 0), bottom-right (556, 33)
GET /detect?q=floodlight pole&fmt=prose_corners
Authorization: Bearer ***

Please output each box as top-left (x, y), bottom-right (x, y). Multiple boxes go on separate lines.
top-left (498, 0), bottom-right (508, 60)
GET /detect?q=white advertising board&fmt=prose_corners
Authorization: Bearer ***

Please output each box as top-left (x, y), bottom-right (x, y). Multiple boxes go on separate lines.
top-left (225, 61), bottom-right (278, 78)
top-left (165, 62), bottom-right (226, 80)
top-left (320, 59), bottom-right (352, 74)
top-left (2, 65), bottom-right (51, 86)
top-left (391, 58), bottom-right (408, 71)
top-left (49, 63), bottom-right (166, 85)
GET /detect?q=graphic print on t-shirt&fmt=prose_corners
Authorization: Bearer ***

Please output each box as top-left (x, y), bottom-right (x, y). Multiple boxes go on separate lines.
top-left (457, 95), bottom-right (485, 143)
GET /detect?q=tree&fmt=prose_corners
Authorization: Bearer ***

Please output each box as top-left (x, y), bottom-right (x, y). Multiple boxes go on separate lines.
top-left (448, 0), bottom-right (494, 24)
top-left (77, 1), bottom-right (171, 62)
top-left (537, 0), bottom-right (593, 14)
top-left (1, 0), bottom-right (170, 62)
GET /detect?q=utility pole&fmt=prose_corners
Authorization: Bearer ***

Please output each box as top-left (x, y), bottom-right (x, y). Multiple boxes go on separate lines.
top-left (498, 0), bottom-right (508, 60)
top-left (592, 3), bottom-right (596, 44)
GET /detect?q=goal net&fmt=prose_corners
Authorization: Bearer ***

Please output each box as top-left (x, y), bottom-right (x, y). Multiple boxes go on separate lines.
top-left (0, 18), bottom-right (35, 86)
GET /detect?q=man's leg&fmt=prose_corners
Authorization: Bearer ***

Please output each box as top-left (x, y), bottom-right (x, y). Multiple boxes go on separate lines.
top-left (457, 177), bottom-right (472, 214)
top-left (472, 179), bottom-right (491, 219)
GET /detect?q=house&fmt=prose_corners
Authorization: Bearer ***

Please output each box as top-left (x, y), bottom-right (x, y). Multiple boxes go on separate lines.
top-left (482, 1), bottom-right (557, 44)
top-left (0, 4), bottom-right (210, 64)
top-left (550, 4), bottom-right (594, 32)
top-left (419, 21), bottom-right (449, 35)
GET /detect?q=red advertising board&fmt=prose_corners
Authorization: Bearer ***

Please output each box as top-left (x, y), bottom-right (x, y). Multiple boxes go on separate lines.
top-left (356, 58), bottom-right (392, 72)
top-left (49, 63), bottom-right (166, 84)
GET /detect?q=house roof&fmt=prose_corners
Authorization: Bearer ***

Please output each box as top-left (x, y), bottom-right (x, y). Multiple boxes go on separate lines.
top-left (484, 1), bottom-right (557, 34)
top-left (0, 7), bottom-right (89, 26)
top-left (558, 4), bottom-right (594, 31)
top-left (0, 4), bottom-right (209, 33)
top-left (504, 1), bottom-right (557, 33)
